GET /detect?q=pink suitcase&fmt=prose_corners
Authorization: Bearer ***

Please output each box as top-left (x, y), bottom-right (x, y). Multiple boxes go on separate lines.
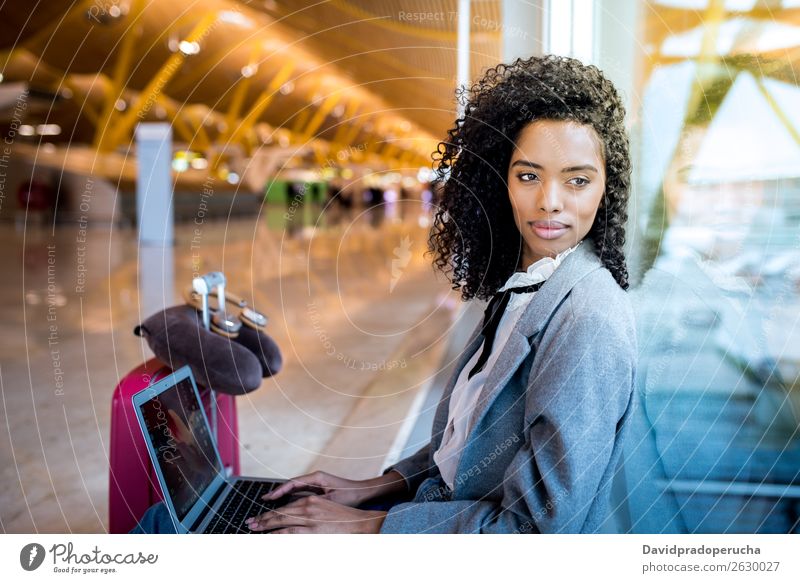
top-left (108, 358), bottom-right (240, 533)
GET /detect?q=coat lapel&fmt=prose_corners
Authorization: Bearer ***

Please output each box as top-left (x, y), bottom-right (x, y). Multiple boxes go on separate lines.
top-left (466, 240), bottom-right (605, 432)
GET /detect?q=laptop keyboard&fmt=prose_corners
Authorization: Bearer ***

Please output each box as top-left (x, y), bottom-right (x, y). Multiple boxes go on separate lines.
top-left (204, 480), bottom-right (282, 534)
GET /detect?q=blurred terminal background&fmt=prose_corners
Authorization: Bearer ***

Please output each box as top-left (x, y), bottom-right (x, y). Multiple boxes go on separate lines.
top-left (0, 0), bottom-right (799, 533)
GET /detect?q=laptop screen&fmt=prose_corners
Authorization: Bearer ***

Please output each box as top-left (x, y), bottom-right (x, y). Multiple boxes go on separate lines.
top-left (139, 376), bottom-right (221, 521)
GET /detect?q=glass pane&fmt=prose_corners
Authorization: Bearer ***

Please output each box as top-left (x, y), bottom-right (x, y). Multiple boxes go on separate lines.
top-left (625, 1), bottom-right (800, 533)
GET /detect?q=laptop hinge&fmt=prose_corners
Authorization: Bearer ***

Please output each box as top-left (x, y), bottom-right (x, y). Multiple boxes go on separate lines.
top-left (190, 479), bottom-right (228, 532)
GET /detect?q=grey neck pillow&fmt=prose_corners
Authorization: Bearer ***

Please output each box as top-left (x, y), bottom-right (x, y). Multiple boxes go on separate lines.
top-left (134, 305), bottom-right (283, 395)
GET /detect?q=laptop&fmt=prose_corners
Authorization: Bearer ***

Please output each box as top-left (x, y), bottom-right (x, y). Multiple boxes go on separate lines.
top-left (132, 365), bottom-right (294, 533)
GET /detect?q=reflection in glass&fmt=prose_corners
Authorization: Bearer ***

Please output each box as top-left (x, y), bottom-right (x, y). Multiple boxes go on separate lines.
top-left (623, 1), bottom-right (800, 533)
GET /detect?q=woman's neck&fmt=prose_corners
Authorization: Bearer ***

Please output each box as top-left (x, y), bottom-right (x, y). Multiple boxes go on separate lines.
top-left (519, 240), bottom-right (583, 271)
top-left (519, 249), bottom-right (549, 272)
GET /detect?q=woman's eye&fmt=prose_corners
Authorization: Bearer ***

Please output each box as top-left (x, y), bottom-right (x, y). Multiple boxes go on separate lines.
top-left (518, 173), bottom-right (538, 182)
top-left (569, 177), bottom-right (589, 187)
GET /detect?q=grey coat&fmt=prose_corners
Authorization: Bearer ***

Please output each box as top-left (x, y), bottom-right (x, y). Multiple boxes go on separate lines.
top-left (379, 240), bottom-right (638, 533)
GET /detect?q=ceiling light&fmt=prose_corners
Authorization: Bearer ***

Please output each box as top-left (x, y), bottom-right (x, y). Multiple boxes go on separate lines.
top-left (85, 2), bottom-right (126, 25)
top-left (172, 158), bottom-right (189, 172)
top-left (191, 157), bottom-right (208, 169)
top-left (37, 124), bottom-right (61, 136)
top-left (179, 40), bottom-right (201, 55)
top-left (219, 10), bottom-right (253, 28)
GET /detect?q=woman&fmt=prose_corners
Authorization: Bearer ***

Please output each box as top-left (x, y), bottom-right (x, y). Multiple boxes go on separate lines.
top-left (133, 54), bottom-right (638, 534)
top-left (243, 54), bottom-right (637, 534)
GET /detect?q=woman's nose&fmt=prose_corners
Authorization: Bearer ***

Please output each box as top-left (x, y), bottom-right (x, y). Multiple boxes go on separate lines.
top-left (538, 182), bottom-right (564, 213)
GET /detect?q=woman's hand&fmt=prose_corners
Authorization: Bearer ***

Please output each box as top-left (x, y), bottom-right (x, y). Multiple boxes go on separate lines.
top-left (261, 470), bottom-right (407, 508)
top-left (245, 496), bottom-right (387, 534)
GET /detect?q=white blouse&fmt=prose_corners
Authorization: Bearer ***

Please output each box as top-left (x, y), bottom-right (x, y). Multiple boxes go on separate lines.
top-left (433, 240), bottom-right (584, 490)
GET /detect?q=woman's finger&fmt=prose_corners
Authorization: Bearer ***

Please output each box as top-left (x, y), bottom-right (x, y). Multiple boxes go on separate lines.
top-left (247, 508), bottom-right (310, 532)
top-left (247, 497), bottom-right (300, 524)
top-left (248, 497), bottom-right (379, 533)
top-left (262, 473), bottom-right (324, 500)
top-left (261, 479), bottom-right (303, 500)
top-left (246, 497), bottom-right (315, 529)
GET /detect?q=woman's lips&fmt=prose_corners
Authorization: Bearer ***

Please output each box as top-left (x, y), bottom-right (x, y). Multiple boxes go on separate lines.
top-left (529, 221), bottom-right (569, 240)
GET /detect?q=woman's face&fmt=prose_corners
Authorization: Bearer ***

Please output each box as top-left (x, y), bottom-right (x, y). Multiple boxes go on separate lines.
top-left (507, 119), bottom-right (606, 267)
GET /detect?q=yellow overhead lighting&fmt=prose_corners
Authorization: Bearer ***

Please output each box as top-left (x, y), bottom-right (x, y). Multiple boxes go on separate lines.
top-left (218, 10), bottom-right (253, 28)
top-left (101, 11), bottom-right (217, 151)
top-left (172, 152), bottom-right (189, 172)
top-left (191, 157), bottom-right (208, 170)
top-left (37, 124), bottom-right (61, 136)
top-left (261, 38), bottom-right (284, 52)
top-left (179, 40), bottom-right (201, 55)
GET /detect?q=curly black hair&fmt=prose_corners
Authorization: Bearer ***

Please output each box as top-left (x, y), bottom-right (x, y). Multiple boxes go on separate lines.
top-left (428, 54), bottom-right (632, 300)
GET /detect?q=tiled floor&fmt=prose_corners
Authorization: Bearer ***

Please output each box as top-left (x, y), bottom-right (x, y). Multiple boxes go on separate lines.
top-left (0, 203), bottom-right (460, 533)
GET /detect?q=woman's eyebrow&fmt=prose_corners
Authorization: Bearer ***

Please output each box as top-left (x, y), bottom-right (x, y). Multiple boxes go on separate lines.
top-left (511, 160), bottom-right (599, 173)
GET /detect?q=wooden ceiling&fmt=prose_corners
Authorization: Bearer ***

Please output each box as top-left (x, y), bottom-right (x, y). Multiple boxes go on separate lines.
top-left (243, 0), bottom-right (505, 137)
